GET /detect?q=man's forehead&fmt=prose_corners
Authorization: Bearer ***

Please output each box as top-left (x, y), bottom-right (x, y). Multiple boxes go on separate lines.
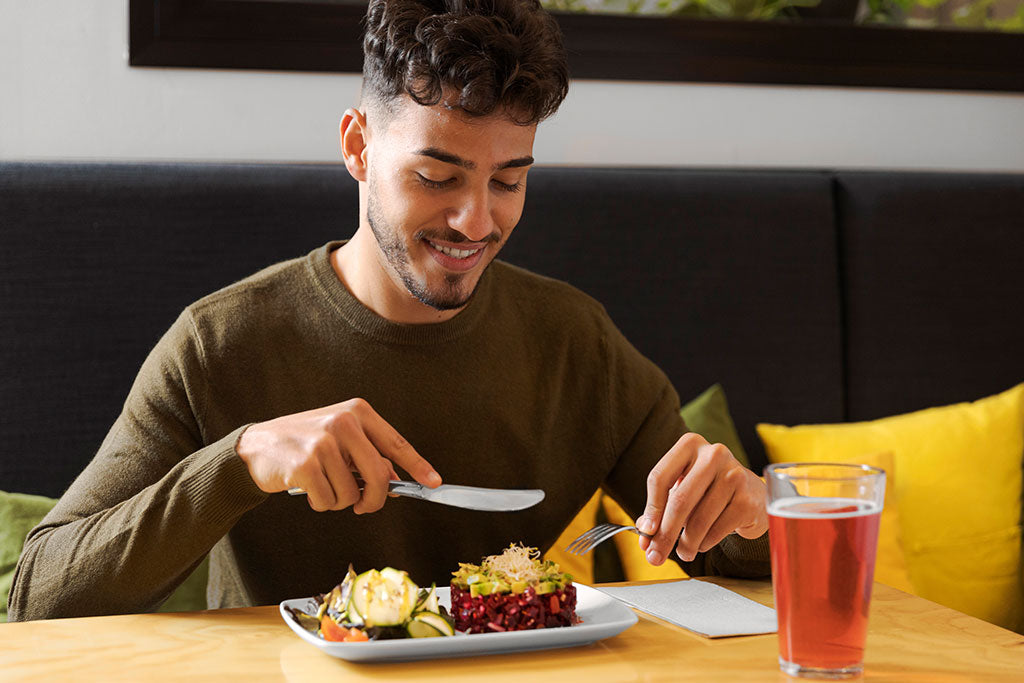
top-left (394, 97), bottom-right (529, 131)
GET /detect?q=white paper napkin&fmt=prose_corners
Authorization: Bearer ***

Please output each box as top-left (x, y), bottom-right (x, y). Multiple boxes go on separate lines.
top-left (596, 579), bottom-right (777, 638)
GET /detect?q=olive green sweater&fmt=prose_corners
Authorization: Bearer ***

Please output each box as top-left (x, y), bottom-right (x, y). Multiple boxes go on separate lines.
top-left (9, 242), bottom-right (769, 621)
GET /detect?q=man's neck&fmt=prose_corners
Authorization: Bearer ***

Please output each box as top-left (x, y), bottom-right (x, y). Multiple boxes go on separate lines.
top-left (330, 231), bottom-right (462, 325)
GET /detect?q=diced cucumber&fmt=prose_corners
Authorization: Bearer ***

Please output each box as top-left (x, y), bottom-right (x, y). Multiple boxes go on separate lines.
top-left (470, 580), bottom-right (512, 597)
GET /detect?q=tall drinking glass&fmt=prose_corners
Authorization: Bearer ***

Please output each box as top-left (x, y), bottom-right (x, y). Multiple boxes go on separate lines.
top-left (765, 462), bottom-right (885, 679)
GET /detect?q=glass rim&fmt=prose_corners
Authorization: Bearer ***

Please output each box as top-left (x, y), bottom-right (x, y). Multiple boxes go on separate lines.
top-left (764, 462), bottom-right (886, 481)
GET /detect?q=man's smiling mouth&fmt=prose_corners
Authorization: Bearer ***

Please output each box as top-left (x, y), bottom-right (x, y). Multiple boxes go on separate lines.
top-left (426, 239), bottom-right (483, 260)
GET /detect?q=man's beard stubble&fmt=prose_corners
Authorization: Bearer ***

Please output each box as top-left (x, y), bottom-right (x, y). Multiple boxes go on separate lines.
top-left (366, 185), bottom-right (487, 312)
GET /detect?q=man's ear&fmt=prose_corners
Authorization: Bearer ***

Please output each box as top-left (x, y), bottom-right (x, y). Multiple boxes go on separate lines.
top-left (340, 108), bottom-right (369, 182)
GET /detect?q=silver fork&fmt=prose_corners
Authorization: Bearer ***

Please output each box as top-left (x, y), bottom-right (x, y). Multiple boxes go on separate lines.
top-left (564, 522), bottom-right (653, 556)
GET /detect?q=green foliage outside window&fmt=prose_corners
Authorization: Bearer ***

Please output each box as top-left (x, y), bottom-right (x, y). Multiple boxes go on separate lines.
top-left (542, 0), bottom-right (819, 21)
top-left (541, 0), bottom-right (1024, 30)
top-left (864, 0), bottom-right (1024, 31)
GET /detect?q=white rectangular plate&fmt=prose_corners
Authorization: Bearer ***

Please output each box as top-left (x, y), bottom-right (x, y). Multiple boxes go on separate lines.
top-left (279, 584), bottom-right (638, 663)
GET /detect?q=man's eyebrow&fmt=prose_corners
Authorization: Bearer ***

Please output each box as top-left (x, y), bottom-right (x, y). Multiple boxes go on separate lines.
top-left (496, 156), bottom-right (534, 171)
top-left (416, 147), bottom-right (474, 169)
top-left (415, 147), bottom-right (534, 172)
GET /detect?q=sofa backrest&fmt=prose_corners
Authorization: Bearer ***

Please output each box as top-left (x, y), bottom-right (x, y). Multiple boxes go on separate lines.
top-left (2, 162), bottom-right (1021, 498)
top-left (0, 163), bottom-right (354, 497)
top-left (835, 171), bottom-right (1024, 422)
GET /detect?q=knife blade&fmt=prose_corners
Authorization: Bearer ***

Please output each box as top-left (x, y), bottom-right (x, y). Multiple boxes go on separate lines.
top-left (286, 480), bottom-right (545, 512)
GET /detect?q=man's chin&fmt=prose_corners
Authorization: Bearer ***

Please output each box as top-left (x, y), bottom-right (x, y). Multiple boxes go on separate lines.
top-left (405, 272), bottom-right (482, 311)
top-left (412, 285), bottom-right (475, 311)
top-left (421, 297), bottom-right (468, 312)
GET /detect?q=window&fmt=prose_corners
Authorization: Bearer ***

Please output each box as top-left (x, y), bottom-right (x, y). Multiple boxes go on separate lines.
top-left (129, 0), bottom-right (1024, 91)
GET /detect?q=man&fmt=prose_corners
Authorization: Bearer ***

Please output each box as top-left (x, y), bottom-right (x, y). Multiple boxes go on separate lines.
top-left (9, 0), bottom-right (768, 621)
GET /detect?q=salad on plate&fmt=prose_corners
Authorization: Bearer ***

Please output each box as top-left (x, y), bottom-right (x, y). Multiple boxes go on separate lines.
top-left (283, 544), bottom-right (577, 642)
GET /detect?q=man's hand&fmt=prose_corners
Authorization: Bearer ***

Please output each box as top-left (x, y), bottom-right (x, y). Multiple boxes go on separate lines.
top-left (635, 432), bottom-right (767, 565)
top-left (236, 398), bottom-right (441, 513)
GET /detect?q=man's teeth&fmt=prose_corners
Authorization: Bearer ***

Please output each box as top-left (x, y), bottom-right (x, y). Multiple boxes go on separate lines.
top-left (429, 241), bottom-right (480, 259)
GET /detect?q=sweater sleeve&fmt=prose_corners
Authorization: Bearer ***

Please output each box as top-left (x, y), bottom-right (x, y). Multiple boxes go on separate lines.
top-left (598, 319), bottom-right (771, 579)
top-left (7, 309), bottom-right (269, 621)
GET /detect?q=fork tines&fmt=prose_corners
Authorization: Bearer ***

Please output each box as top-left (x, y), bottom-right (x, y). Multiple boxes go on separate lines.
top-left (565, 522), bottom-right (640, 556)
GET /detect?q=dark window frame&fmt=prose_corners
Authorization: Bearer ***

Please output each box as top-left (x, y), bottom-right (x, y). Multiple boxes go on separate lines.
top-left (129, 0), bottom-right (1024, 92)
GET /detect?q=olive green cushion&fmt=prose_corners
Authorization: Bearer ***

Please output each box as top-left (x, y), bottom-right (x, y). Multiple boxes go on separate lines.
top-left (680, 383), bottom-right (751, 469)
top-left (0, 491), bottom-right (57, 621)
top-left (0, 490), bottom-right (209, 621)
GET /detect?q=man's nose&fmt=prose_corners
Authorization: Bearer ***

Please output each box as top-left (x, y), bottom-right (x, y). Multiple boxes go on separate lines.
top-left (447, 189), bottom-right (496, 242)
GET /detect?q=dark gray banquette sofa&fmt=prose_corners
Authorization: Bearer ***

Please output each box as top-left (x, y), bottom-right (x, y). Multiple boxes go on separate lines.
top-left (1, 162), bottom-right (1022, 499)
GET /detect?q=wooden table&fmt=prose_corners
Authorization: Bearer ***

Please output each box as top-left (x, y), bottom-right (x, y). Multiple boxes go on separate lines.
top-left (2, 578), bottom-right (1022, 681)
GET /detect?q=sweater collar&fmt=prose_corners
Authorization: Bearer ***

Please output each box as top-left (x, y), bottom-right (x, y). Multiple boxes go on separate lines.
top-left (307, 241), bottom-right (493, 345)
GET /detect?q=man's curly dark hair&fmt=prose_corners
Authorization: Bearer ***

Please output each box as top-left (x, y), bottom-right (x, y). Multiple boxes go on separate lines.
top-left (362, 0), bottom-right (569, 125)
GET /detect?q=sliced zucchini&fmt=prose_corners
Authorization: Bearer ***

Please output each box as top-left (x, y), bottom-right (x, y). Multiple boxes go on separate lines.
top-left (406, 619), bottom-right (444, 638)
top-left (416, 584), bottom-right (439, 614)
top-left (411, 610), bottom-right (454, 637)
top-left (349, 570), bottom-right (375, 621)
top-left (350, 568), bottom-right (418, 627)
top-left (400, 574), bottom-right (419, 618)
top-left (379, 567), bottom-right (406, 586)
top-left (345, 600), bottom-right (364, 626)
top-left (382, 567), bottom-right (419, 620)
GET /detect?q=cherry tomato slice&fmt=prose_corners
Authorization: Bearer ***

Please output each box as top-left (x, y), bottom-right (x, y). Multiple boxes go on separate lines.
top-left (319, 615), bottom-right (350, 642)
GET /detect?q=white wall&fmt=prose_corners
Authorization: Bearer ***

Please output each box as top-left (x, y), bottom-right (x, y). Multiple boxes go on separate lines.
top-left (2, 1), bottom-right (1023, 171)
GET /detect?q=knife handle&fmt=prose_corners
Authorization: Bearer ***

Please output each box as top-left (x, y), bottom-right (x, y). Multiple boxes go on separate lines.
top-left (286, 479), bottom-right (410, 497)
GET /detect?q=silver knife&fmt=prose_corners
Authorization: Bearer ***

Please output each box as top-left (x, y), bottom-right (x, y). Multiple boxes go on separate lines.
top-left (286, 480), bottom-right (545, 512)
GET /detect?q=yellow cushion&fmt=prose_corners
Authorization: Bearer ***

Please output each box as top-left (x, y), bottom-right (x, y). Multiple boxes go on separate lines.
top-left (544, 489), bottom-right (602, 585)
top-left (544, 491), bottom-right (689, 584)
top-left (757, 383), bottom-right (1024, 633)
top-left (761, 450), bottom-right (913, 593)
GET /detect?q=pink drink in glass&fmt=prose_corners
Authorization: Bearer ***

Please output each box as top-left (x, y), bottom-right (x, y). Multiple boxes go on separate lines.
top-left (769, 496), bottom-right (881, 676)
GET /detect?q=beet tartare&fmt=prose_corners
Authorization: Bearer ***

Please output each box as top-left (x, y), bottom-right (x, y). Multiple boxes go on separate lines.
top-left (450, 544), bottom-right (578, 633)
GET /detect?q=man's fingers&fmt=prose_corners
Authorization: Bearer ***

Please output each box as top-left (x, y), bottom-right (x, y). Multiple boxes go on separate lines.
top-left (354, 399), bottom-right (441, 488)
top-left (317, 439), bottom-right (360, 511)
top-left (639, 467), bottom-right (670, 535)
top-left (649, 454), bottom-right (718, 564)
top-left (291, 459), bottom-right (337, 512)
top-left (240, 398), bottom-right (436, 515)
top-left (343, 429), bottom-right (392, 514)
top-left (698, 506), bottom-right (746, 553)
top-left (709, 467), bottom-right (769, 542)
top-left (638, 533), bottom-right (652, 553)
top-left (675, 478), bottom-right (731, 561)
top-left (386, 463), bottom-right (401, 497)
top-left (639, 432), bottom-right (704, 537)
